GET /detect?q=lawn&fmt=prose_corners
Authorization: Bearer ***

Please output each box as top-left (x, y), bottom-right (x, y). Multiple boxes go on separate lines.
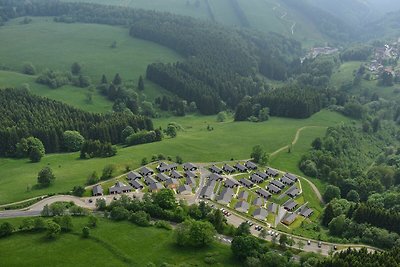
top-left (0, 110), bottom-right (349, 205)
top-left (0, 217), bottom-right (239, 266)
top-left (0, 17), bottom-right (182, 112)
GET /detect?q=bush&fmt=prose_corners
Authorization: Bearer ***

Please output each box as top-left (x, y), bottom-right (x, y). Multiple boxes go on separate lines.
top-left (154, 220), bottom-right (172, 230)
top-left (101, 164), bottom-right (116, 180)
top-left (22, 62), bottom-right (36, 75)
top-left (63, 130), bottom-right (85, 152)
top-left (82, 226), bottom-right (90, 238)
top-left (46, 221), bottom-right (61, 239)
top-left (129, 211), bottom-right (151, 227)
top-left (72, 185), bottom-right (85, 197)
top-left (110, 206), bottom-right (130, 221)
top-left (86, 171), bottom-right (99, 185)
top-left (37, 167), bottom-right (56, 187)
top-left (204, 257), bottom-right (217, 265)
top-left (0, 222), bottom-right (14, 238)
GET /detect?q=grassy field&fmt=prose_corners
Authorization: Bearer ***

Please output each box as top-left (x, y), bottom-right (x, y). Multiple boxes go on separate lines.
top-left (0, 217), bottom-right (238, 266)
top-left (0, 17), bottom-right (181, 112)
top-left (0, 110), bottom-right (349, 205)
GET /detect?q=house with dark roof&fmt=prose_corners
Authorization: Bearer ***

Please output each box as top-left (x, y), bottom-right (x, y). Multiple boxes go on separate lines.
top-left (170, 170), bottom-right (183, 179)
top-left (234, 163), bottom-right (248, 172)
top-left (209, 165), bottom-right (223, 174)
top-left (109, 181), bottom-right (132, 194)
top-left (144, 176), bottom-right (157, 185)
top-left (239, 178), bottom-right (254, 188)
top-left (217, 188), bottom-right (234, 205)
top-left (268, 203), bottom-right (278, 214)
top-left (255, 171), bottom-right (268, 180)
top-left (282, 213), bottom-right (297, 225)
top-left (140, 166), bottom-right (154, 176)
top-left (127, 171), bottom-right (141, 180)
top-left (281, 176), bottom-right (295, 186)
top-left (169, 163), bottom-right (178, 171)
top-left (256, 188), bottom-right (271, 199)
top-left (224, 178), bottom-right (239, 188)
top-left (237, 190), bottom-right (249, 201)
top-left (177, 184), bottom-right (192, 195)
top-left (286, 186), bottom-right (300, 198)
top-left (283, 199), bottom-right (298, 211)
top-left (300, 207), bottom-right (313, 218)
top-left (250, 174), bottom-right (264, 184)
top-left (129, 179), bottom-right (144, 190)
top-left (156, 173), bottom-right (170, 182)
top-left (149, 182), bottom-right (164, 192)
top-left (183, 162), bottom-right (197, 171)
top-left (184, 170), bottom-right (197, 178)
top-left (156, 162), bottom-right (170, 173)
top-left (209, 173), bottom-right (223, 181)
top-left (270, 180), bottom-right (285, 189)
top-left (266, 168), bottom-right (279, 177)
top-left (285, 173), bottom-right (298, 182)
top-left (166, 178), bottom-right (179, 189)
top-left (200, 186), bottom-right (214, 199)
top-left (185, 176), bottom-right (196, 187)
top-left (267, 184), bottom-right (281, 194)
top-left (253, 197), bottom-right (264, 207)
top-left (223, 164), bottom-right (236, 174)
top-left (245, 161), bottom-right (257, 170)
top-left (253, 208), bottom-right (268, 220)
top-left (206, 179), bottom-right (217, 188)
top-left (235, 201), bottom-right (250, 213)
top-left (92, 184), bottom-right (103, 196)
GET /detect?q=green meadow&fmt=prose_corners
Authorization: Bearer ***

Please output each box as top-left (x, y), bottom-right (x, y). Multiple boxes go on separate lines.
top-left (0, 110), bottom-right (350, 205)
top-left (0, 217), bottom-right (239, 266)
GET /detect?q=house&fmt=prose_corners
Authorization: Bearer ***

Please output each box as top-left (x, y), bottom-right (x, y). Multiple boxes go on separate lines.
top-left (127, 171), bottom-right (141, 180)
top-left (223, 164), bottom-right (236, 174)
top-left (206, 179), bottom-right (217, 188)
top-left (253, 197), bottom-right (264, 207)
top-left (235, 201), bottom-right (250, 213)
top-left (140, 166), bottom-right (154, 176)
top-left (200, 186), bottom-right (214, 199)
top-left (177, 184), bottom-right (192, 195)
top-left (253, 208), bottom-right (268, 220)
top-left (224, 178), bottom-right (239, 188)
top-left (285, 173), bottom-right (298, 182)
top-left (149, 182), bottom-right (164, 192)
top-left (171, 170), bottom-right (183, 179)
top-left (283, 199), bottom-right (298, 211)
top-left (266, 168), bottom-right (279, 177)
top-left (109, 181), bottom-right (132, 194)
top-left (250, 174), bottom-right (264, 184)
top-left (92, 184), bottom-right (103, 196)
top-left (267, 184), bottom-right (281, 194)
top-left (239, 178), bottom-right (254, 188)
top-left (286, 186), bottom-right (300, 198)
top-left (209, 165), bottom-right (223, 174)
top-left (255, 171), bottom-right (268, 180)
top-left (183, 162), bottom-right (197, 171)
top-left (156, 173), bottom-right (170, 182)
top-left (165, 178), bottom-right (179, 189)
top-left (270, 180), bottom-right (285, 189)
top-left (169, 163), bottom-right (178, 171)
top-left (234, 163), bottom-right (248, 172)
top-left (144, 176), bottom-right (157, 185)
top-left (282, 213), bottom-right (297, 226)
top-left (156, 162), bottom-right (170, 173)
top-left (300, 207), bottom-right (314, 218)
top-left (245, 160), bottom-right (257, 170)
top-left (184, 170), bottom-right (197, 178)
top-left (217, 188), bottom-right (234, 205)
top-left (237, 190), bottom-right (249, 201)
top-left (281, 176), bottom-right (295, 186)
top-left (209, 173), bottom-right (223, 182)
top-left (268, 203), bottom-right (278, 214)
top-left (129, 179), bottom-right (144, 190)
top-left (256, 188), bottom-right (271, 199)
top-left (185, 176), bottom-right (196, 187)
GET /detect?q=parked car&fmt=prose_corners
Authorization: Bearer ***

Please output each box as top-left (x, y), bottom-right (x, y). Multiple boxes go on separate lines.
top-left (88, 199), bottom-right (93, 203)
top-left (318, 241), bottom-right (322, 248)
top-left (333, 245), bottom-right (337, 250)
top-left (307, 240), bottom-right (311, 245)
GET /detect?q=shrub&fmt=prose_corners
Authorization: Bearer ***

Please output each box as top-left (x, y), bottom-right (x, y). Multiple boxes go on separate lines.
top-left (154, 220), bottom-right (172, 230)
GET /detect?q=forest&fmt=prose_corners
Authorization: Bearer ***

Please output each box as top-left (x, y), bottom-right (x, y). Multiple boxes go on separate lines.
top-left (0, 88), bottom-right (152, 156)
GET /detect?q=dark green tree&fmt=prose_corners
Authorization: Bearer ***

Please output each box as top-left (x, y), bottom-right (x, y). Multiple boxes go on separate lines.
top-left (37, 167), bottom-right (56, 187)
top-left (138, 75), bottom-right (144, 91)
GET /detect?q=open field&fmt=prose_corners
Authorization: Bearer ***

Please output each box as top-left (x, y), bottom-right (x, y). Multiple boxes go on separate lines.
top-left (0, 217), bottom-right (238, 266)
top-left (0, 110), bottom-right (349, 205)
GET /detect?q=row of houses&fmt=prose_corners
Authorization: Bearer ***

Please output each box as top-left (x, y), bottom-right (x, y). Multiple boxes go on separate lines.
top-left (266, 173), bottom-right (299, 195)
top-left (281, 205), bottom-right (314, 226)
top-left (209, 161), bottom-right (258, 174)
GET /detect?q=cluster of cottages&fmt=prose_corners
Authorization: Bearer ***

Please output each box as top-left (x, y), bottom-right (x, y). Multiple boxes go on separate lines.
top-left (200, 162), bottom-right (313, 226)
top-left (92, 162), bottom-right (199, 196)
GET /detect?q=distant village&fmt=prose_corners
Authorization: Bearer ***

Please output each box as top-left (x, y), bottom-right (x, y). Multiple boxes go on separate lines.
top-left (366, 37), bottom-right (400, 79)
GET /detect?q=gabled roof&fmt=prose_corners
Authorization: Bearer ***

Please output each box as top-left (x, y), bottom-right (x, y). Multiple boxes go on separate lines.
top-left (253, 208), bottom-right (268, 220)
top-left (127, 171), bottom-right (141, 180)
top-left (177, 184), bottom-right (192, 194)
top-left (224, 178), bottom-right (239, 188)
top-left (256, 188), bottom-right (271, 199)
top-left (250, 174), bottom-right (264, 183)
top-left (185, 176), bottom-right (196, 185)
top-left (283, 199), bottom-right (298, 211)
top-left (169, 163), bottom-right (178, 170)
top-left (209, 165), bottom-right (223, 173)
top-left (156, 172), bottom-right (170, 182)
top-left (270, 180), bottom-right (285, 189)
top-left (209, 173), bottom-right (223, 181)
top-left (239, 178), bottom-right (254, 188)
top-left (183, 162), bottom-right (197, 171)
top-left (129, 179), bottom-right (144, 189)
top-left (245, 161), bottom-right (257, 169)
top-left (206, 179), bottom-right (217, 188)
top-left (217, 188), bottom-right (234, 204)
top-left (253, 197), bottom-right (264, 206)
top-left (281, 176), bottom-right (295, 185)
top-left (286, 186), bottom-right (300, 197)
top-left (223, 164), bottom-right (236, 172)
top-left (238, 190), bottom-right (249, 200)
top-left (140, 166), bottom-right (154, 176)
top-left (184, 170), bottom-right (197, 178)
top-left (285, 173), bottom-right (298, 182)
top-left (268, 203), bottom-right (278, 213)
top-left (282, 213), bottom-right (297, 225)
top-left (200, 186), bottom-right (214, 198)
top-left (235, 201), bottom-right (249, 212)
top-left (300, 207), bottom-right (313, 218)
top-left (266, 168), bottom-right (279, 176)
top-left (157, 162), bottom-right (170, 172)
top-left (170, 170), bottom-right (183, 179)
top-left (144, 176), bottom-right (157, 185)
top-left (109, 181), bottom-right (132, 193)
top-left (149, 182), bottom-right (164, 191)
top-left (255, 171), bottom-right (268, 179)
top-left (234, 163), bottom-right (247, 172)
top-left (267, 184), bottom-right (281, 194)
top-left (166, 178), bottom-right (179, 186)
top-left (92, 184), bottom-right (103, 195)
